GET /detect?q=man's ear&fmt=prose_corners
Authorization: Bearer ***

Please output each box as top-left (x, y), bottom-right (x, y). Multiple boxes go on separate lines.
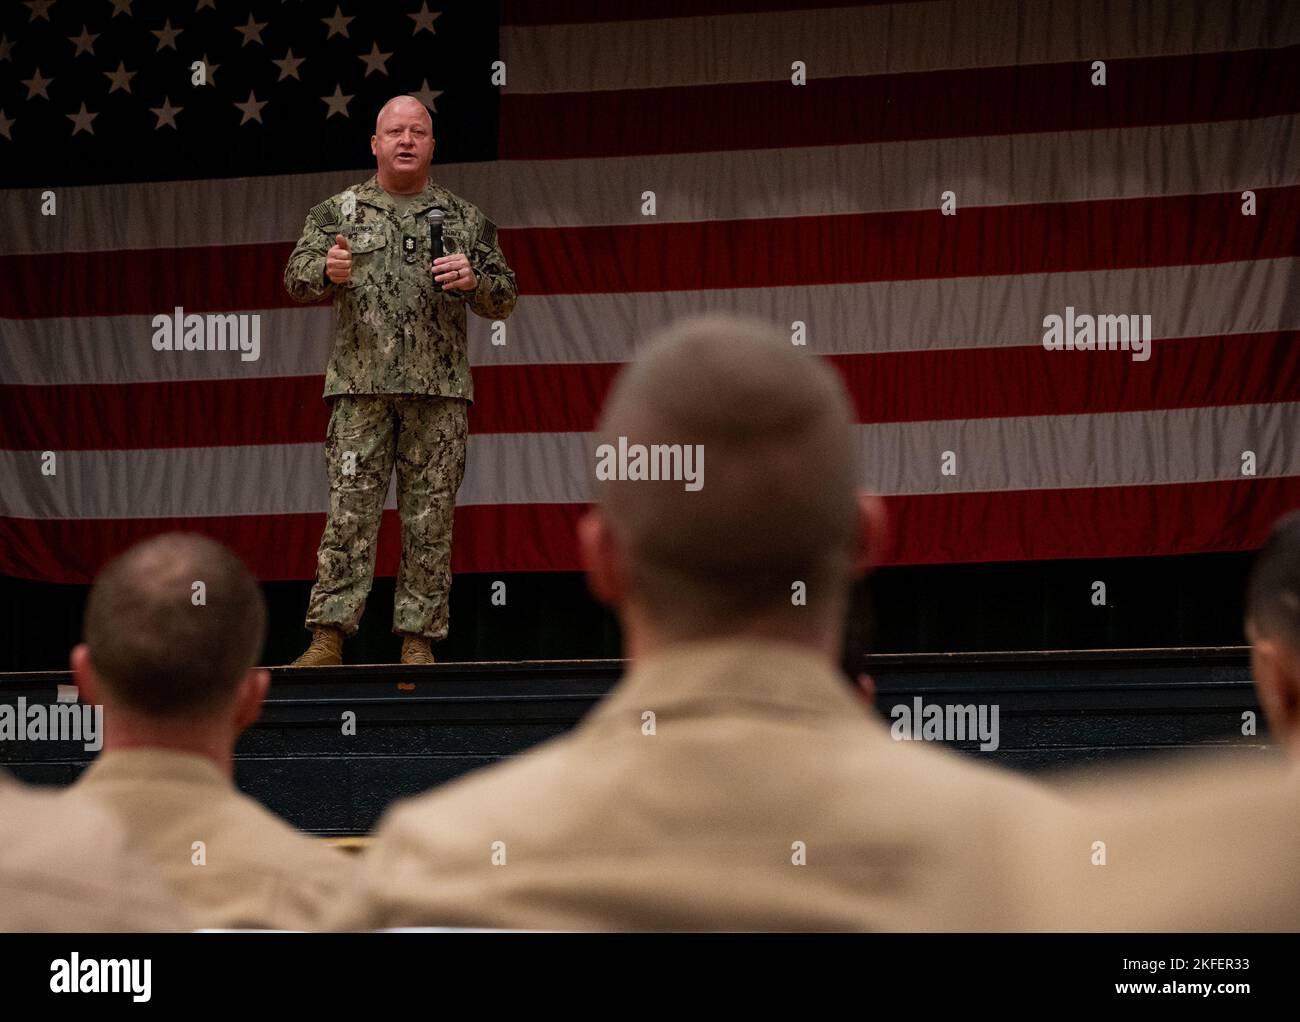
top-left (70, 643), bottom-right (101, 706)
top-left (853, 490), bottom-right (889, 575)
top-left (1249, 626), bottom-right (1300, 754)
top-left (370, 134), bottom-right (378, 157)
top-left (578, 508), bottom-right (625, 609)
top-left (232, 668), bottom-right (270, 732)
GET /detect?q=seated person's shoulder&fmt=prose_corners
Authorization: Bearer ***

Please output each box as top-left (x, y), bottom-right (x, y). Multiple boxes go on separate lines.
top-left (0, 781), bottom-right (188, 931)
top-left (217, 785), bottom-right (357, 875)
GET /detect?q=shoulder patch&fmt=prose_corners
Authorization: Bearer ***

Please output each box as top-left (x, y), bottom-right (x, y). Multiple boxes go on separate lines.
top-left (478, 218), bottom-right (498, 248)
top-left (309, 199), bottom-right (340, 231)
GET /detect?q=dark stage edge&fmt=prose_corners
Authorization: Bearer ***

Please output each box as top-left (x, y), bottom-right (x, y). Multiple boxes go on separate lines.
top-left (0, 647), bottom-right (1271, 836)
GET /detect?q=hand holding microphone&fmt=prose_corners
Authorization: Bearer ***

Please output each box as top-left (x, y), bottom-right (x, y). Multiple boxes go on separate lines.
top-left (427, 208), bottom-right (477, 291)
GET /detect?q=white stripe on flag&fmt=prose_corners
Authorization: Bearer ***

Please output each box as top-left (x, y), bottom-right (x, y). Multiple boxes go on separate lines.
top-left (3, 116), bottom-right (1296, 254)
top-left (3, 402), bottom-right (1297, 519)
top-left (2, 258), bottom-right (1293, 385)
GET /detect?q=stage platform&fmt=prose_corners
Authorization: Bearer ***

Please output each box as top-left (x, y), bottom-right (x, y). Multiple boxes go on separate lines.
top-left (0, 647), bottom-right (1269, 836)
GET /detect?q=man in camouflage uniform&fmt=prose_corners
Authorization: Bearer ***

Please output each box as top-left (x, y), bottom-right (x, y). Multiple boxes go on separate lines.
top-left (284, 95), bottom-right (517, 665)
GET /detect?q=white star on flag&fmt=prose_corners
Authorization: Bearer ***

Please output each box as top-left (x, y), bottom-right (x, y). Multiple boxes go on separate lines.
top-left (25, 1), bottom-right (56, 22)
top-left (152, 18), bottom-right (182, 51)
top-left (235, 90), bottom-right (267, 125)
top-left (358, 42), bottom-right (392, 77)
top-left (150, 97), bottom-right (182, 129)
top-left (108, 0), bottom-right (133, 16)
top-left (410, 79), bottom-right (442, 113)
top-left (321, 85), bottom-right (353, 119)
top-left (408, 3), bottom-right (440, 35)
top-left (235, 14), bottom-right (267, 47)
top-left (0, 109), bottom-right (14, 141)
top-left (200, 54), bottom-right (220, 86)
top-left (68, 25), bottom-right (99, 57)
top-left (22, 68), bottom-right (53, 100)
top-left (104, 60), bottom-right (135, 94)
top-left (322, 5), bottom-right (353, 40)
top-left (273, 49), bottom-right (305, 81)
top-left (67, 102), bottom-right (97, 135)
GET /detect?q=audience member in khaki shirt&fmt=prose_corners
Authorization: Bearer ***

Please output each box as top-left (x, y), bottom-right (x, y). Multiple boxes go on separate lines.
top-left (1025, 511), bottom-right (1300, 930)
top-left (335, 641), bottom-right (1300, 932)
top-left (1024, 752), bottom-right (1300, 931)
top-left (67, 532), bottom-right (356, 931)
top-left (1, 771), bottom-right (188, 931)
top-left (332, 636), bottom-right (1075, 931)
top-left (71, 748), bottom-right (355, 930)
top-left (331, 315), bottom-right (1081, 931)
top-left (331, 315), bottom-right (1300, 933)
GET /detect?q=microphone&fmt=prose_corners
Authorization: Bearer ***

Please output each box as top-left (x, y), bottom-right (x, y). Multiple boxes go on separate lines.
top-left (427, 208), bottom-right (444, 262)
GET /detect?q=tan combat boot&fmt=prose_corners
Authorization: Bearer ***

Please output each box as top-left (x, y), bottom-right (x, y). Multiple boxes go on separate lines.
top-left (290, 626), bottom-right (344, 667)
top-left (400, 634), bottom-right (435, 665)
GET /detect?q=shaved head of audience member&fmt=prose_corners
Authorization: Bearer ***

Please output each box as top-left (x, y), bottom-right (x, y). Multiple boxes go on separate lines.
top-left (583, 313), bottom-right (883, 657)
top-left (1246, 510), bottom-right (1300, 759)
top-left (70, 533), bottom-right (355, 930)
top-left (76, 532), bottom-right (268, 738)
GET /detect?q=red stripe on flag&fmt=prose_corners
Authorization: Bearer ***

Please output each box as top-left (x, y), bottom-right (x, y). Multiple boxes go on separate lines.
top-left (827, 332), bottom-right (1300, 427)
top-left (3, 186), bottom-right (1297, 318)
top-left (499, 46), bottom-right (1300, 159)
top-left (2, 477), bottom-right (1297, 583)
top-left (500, 187), bottom-right (1300, 295)
top-left (0, 376), bottom-right (333, 451)
top-left (0, 241), bottom-right (297, 320)
top-left (1, 332), bottom-right (1296, 449)
top-left (0, 505), bottom-right (585, 584)
top-left (881, 477), bottom-right (1300, 565)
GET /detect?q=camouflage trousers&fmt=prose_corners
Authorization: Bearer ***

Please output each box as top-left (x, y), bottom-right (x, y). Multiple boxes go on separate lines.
top-left (305, 394), bottom-right (468, 640)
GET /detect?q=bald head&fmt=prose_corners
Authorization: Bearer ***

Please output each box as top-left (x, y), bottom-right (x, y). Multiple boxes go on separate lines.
top-left (83, 533), bottom-right (266, 717)
top-left (375, 95), bottom-right (432, 134)
top-left (593, 314), bottom-right (861, 638)
top-left (371, 95), bottom-right (435, 192)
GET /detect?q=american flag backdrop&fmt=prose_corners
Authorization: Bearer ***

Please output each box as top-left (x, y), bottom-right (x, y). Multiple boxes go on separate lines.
top-left (0, 0), bottom-right (1298, 584)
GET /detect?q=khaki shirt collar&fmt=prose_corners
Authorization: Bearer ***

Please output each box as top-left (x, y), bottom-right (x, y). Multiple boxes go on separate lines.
top-left (354, 174), bottom-right (442, 217)
top-left (80, 747), bottom-right (229, 789)
top-left (580, 635), bottom-right (870, 735)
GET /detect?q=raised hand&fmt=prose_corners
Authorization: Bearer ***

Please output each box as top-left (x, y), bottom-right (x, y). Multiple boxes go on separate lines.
top-left (326, 234), bottom-right (352, 284)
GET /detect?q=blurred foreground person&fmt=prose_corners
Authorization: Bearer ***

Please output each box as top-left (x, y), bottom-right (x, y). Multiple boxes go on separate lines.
top-left (1245, 510), bottom-right (1300, 760)
top-left (1028, 751), bottom-right (1300, 931)
top-left (69, 534), bottom-right (355, 929)
top-left (1, 771), bottom-right (189, 931)
top-left (1007, 507), bottom-right (1300, 931)
top-left (331, 314), bottom-right (1079, 930)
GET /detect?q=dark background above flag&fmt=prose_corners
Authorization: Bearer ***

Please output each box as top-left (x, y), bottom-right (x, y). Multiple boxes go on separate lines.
top-left (0, 0), bottom-right (500, 187)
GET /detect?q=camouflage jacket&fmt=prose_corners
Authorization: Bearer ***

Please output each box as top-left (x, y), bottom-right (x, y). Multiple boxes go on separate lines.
top-left (284, 174), bottom-right (518, 401)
